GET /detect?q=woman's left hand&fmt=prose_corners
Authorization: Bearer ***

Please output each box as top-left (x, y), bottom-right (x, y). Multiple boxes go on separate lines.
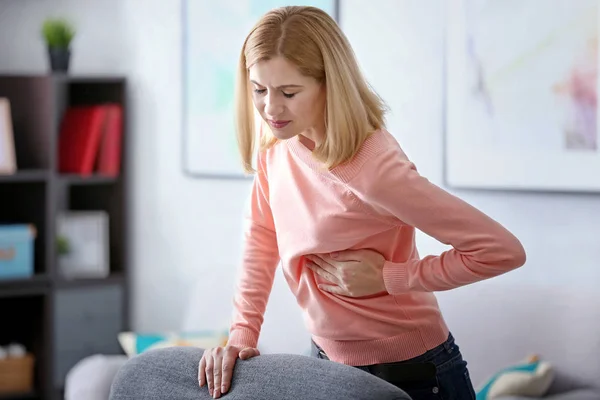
top-left (305, 249), bottom-right (387, 297)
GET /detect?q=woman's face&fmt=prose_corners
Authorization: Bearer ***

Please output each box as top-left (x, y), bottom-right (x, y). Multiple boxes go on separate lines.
top-left (249, 56), bottom-right (326, 144)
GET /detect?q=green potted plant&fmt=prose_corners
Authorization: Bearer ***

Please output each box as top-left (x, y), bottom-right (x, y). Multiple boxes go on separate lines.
top-left (41, 17), bottom-right (75, 73)
top-left (56, 235), bottom-right (70, 256)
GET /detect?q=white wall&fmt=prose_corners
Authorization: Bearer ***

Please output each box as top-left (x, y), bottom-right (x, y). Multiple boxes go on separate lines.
top-left (340, 0), bottom-right (600, 292)
top-left (0, 0), bottom-right (249, 331)
top-left (0, 0), bottom-right (309, 353)
top-left (2, 0), bottom-right (599, 368)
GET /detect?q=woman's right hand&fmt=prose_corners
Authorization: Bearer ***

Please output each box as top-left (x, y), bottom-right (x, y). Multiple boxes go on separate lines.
top-left (198, 345), bottom-right (260, 399)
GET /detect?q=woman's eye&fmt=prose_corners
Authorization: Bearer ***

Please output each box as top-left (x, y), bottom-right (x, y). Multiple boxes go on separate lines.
top-left (253, 88), bottom-right (295, 98)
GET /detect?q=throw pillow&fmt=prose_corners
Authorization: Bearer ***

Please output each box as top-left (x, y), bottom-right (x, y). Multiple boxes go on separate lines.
top-left (118, 330), bottom-right (228, 358)
top-left (476, 355), bottom-right (554, 400)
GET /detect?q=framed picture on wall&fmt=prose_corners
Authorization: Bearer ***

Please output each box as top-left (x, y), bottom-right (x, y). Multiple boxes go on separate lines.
top-left (0, 97), bottom-right (17, 174)
top-left (56, 211), bottom-right (110, 280)
top-left (444, 0), bottom-right (600, 192)
top-left (181, 0), bottom-right (339, 179)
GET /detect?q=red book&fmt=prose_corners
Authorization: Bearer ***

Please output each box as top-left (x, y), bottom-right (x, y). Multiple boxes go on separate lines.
top-left (58, 106), bottom-right (107, 175)
top-left (96, 104), bottom-right (123, 176)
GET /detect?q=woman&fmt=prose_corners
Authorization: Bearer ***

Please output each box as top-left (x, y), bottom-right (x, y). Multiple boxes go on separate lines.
top-left (199, 5), bottom-right (526, 400)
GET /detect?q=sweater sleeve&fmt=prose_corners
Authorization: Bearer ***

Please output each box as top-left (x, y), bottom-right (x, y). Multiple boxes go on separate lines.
top-left (351, 147), bottom-right (526, 294)
top-left (228, 154), bottom-right (280, 348)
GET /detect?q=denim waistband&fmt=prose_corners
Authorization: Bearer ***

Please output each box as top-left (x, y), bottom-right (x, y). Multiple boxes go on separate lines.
top-left (311, 332), bottom-right (455, 366)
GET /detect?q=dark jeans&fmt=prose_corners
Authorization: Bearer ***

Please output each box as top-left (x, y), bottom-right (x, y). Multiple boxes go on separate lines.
top-left (311, 333), bottom-right (476, 400)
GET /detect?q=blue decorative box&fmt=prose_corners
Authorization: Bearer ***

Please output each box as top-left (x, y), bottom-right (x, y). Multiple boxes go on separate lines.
top-left (0, 224), bottom-right (36, 280)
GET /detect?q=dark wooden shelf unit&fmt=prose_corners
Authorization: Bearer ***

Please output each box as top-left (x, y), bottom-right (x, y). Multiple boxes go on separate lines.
top-left (0, 75), bottom-right (130, 400)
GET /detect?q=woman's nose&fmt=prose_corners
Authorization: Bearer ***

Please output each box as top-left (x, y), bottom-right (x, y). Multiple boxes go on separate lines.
top-left (265, 94), bottom-right (284, 116)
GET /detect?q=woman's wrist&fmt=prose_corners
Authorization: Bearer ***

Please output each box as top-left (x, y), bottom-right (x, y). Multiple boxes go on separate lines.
top-left (382, 260), bottom-right (410, 295)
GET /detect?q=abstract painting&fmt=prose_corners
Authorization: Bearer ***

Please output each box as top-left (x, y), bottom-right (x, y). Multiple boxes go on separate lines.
top-left (445, 0), bottom-right (600, 192)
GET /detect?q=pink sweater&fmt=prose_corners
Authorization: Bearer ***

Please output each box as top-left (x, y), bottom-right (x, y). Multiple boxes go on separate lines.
top-left (227, 129), bottom-right (526, 366)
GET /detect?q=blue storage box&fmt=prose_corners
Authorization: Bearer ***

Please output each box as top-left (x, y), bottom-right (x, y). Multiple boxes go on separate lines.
top-left (0, 224), bottom-right (36, 280)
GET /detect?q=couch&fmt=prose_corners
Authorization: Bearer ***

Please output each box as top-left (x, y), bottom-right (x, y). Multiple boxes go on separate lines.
top-left (65, 275), bottom-right (600, 399)
top-left (436, 280), bottom-right (600, 399)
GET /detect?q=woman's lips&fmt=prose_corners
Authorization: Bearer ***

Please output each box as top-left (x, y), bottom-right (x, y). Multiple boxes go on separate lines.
top-left (269, 120), bottom-right (291, 129)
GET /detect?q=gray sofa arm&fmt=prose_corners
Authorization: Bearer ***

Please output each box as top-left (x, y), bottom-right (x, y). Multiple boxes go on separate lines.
top-left (65, 354), bottom-right (129, 400)
top-left (110, 347), bottom-right (411, 400)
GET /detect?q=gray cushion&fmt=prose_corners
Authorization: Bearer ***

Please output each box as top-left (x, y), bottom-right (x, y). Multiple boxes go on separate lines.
top-left (109, 346), bottom-right (410, 400)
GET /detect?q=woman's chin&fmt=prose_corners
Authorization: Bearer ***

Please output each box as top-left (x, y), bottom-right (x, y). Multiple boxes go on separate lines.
top-left (270, 128), bottom-right (297, 141)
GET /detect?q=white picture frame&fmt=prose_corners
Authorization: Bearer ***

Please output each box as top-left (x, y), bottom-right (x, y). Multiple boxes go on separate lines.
top-left (0, 97), bottom-right (17, 174)
top-left (444, 0), bottom-right (600, 192)
top-left (56, 211), bottom-right (110, 279)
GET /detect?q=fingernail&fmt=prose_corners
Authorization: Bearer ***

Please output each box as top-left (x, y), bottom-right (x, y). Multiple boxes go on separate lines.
top-left (221, 385), bottom-right (227, 394)
top-left (214, 389), bottom-right (220, 398)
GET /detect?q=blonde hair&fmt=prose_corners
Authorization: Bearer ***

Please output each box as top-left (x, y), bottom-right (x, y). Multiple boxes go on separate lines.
top-left (235, 6), bottom-right (387, 174)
